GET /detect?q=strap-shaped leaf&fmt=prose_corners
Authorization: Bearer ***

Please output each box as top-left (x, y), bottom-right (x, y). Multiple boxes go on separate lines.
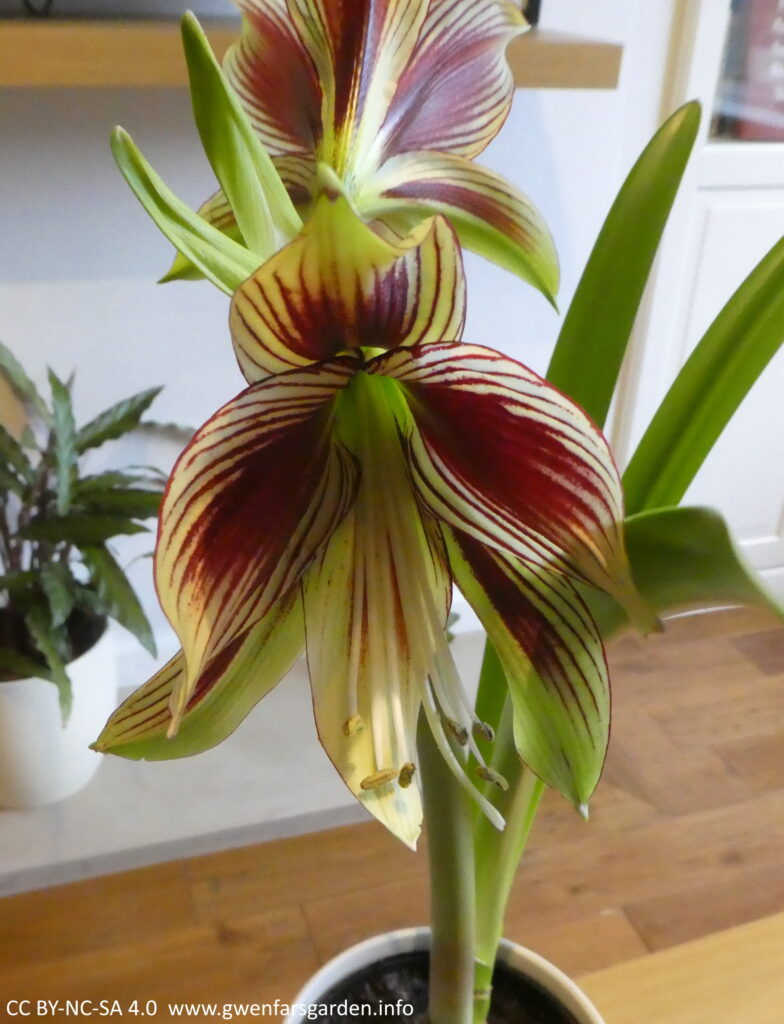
top-left (547, 102), bottom-right (701, 426)
top-left (75, 387), bottom-right (162, 453)
top-left (0, 339), bottom-right (50, 423)
top-left (111, 128), bottom-right (259, 296)
top-left (584, 505), bottom-right (784, 640)
top-left (82, 545), bottom-right (156, 655)
top-left (181, 13), bottom-right (301, 258)
top-left (624, 232), bottom-right (784, 513)
top-left (47, 369), bottom-right (76, 516)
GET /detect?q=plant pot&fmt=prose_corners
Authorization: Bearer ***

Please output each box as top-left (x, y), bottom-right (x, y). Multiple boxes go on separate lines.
top-left (288, 927), bottom-right (605, 1024)
top-left (0, 626), bottom-right (118, 809)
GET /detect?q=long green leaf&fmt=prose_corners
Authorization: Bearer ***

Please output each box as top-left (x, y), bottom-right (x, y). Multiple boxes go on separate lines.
top-left (40, 563), bottom-right (77, 630)
top-left (0, 571), bottom-right (37, 593)
top-left (111, 128), bottom-right (259, 295)
top-left (0, 340), bottom-right (50, 423)
top-left (25, 605), bottom-right (72, 721)
top-left (547, 102), bottom-right (701, 426)
top-left (583, 505), bottom-right (783, 640)
top-left (623, 233), bottom-right (784, 513)
top-left (82, 545), bottom-right (156, 655)
top-left (47, 369), bottom-right (77, 515)
top-left (21, 515), bottom-right (148, 545)
top-left (0, 423), bottom-right (34, 484)
top-left (75, 471), bottom-right (149, 492)
top-left (181, 12), bottom-right (301, 257)
top-left (0, 648), bottom-right (52, 683)
top-left (0, 462), bottom-right (25, 498)
top-left (75, 387), bottom-right (162, 453)
top-left (77, 487), bottom-right (162, 519)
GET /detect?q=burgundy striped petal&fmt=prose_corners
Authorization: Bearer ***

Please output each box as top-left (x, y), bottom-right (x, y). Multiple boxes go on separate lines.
top-left (379, 0), bottom-right (526, 162)
top-left (92, 592), bottom-right (304, 759)
top-left (225, 0), bottom-right (321, 179)
top-left (230, 192), bottom-right (465, 381)
top-left (363, 151), bottom-right (559, 300)
top-left (372, 342), bottom-right (654, 627)
top-left (446, 528), bottom-right (609, 806)
top-left (284, 0), bottom-right (426, 176)
top-left (155, 359), bottom-right (359, 726)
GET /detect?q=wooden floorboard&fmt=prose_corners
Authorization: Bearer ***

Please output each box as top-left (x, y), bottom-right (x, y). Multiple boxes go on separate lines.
top-left (1, 607), bottom-right (783, 1016)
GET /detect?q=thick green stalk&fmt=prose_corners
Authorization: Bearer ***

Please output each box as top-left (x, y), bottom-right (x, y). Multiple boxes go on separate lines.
top-left (472, 701), bottom-right (545, 1024)
top-left (418, 712), bottom-right (476, 1024)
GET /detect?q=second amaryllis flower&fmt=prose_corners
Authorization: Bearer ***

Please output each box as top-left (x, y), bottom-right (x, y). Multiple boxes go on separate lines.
top-left (168, 0), bottom-right (558, 301)
top-left (95, 196), bottom-right (651, 848)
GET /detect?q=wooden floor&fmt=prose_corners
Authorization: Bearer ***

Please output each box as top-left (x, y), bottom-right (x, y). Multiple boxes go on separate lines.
top-left (1, 607), bottom-right (783, 1017)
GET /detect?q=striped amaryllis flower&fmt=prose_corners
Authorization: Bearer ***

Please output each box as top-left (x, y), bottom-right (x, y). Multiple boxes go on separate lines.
top-left (95, 197), bottom-right (650, 848)
top-left (172, 0), bottom-right (557, 299)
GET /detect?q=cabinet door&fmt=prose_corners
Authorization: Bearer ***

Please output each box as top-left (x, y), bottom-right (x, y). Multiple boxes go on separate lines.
top-left (615, 0), bottom-right (784, 596)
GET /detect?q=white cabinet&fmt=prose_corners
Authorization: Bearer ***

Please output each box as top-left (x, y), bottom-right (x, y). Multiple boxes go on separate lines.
top-left (614, 0), bottom-right (784, 597)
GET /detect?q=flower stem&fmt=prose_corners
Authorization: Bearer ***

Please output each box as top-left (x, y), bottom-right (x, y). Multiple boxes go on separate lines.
top-left (472, 696), bottom-right (544, 1024)
top-left (418, 710), bottom-right (476, 1024)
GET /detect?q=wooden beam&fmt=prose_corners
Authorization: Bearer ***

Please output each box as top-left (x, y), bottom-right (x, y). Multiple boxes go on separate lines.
top-left (0, 20), bottom-right (237, 89)
top-left (509, 29), bottom-right (623, 90)
top-left (0, 20), bottom-right (622, 90)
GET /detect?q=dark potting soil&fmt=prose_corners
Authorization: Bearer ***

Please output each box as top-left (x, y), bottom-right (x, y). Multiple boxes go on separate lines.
top-left (312, 951), bottom-right (580, 1024)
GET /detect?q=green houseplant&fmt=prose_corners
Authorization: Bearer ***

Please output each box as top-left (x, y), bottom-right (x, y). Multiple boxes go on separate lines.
top-left (0, 344), bottom-right (166, 805)
top-left (94, 4), bottom-right (784, 1021)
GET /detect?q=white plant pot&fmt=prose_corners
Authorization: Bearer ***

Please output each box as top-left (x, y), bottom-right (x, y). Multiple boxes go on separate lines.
top-left (0, 627), bottom-right (118, 809)
top-left (289, 928), bottom-right (605, 1024)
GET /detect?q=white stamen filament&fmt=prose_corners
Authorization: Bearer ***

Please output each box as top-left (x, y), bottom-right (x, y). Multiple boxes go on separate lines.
top-left (422, 680), bottom-right (505, 830)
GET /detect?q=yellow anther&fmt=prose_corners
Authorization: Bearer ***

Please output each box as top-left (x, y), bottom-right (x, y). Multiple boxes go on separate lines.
top-left (445, 718), bottom-right (469, 745)
top-left (398, 763), bottom-right (416, 788)
top-left (473, 721), bottom-right (495, 744)
top-left (476, 765), bottom-right (509, 792)
top-left (343, 714), bottom-right (364, 737)
top-left (360, 768), bottom-right (398, 791)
